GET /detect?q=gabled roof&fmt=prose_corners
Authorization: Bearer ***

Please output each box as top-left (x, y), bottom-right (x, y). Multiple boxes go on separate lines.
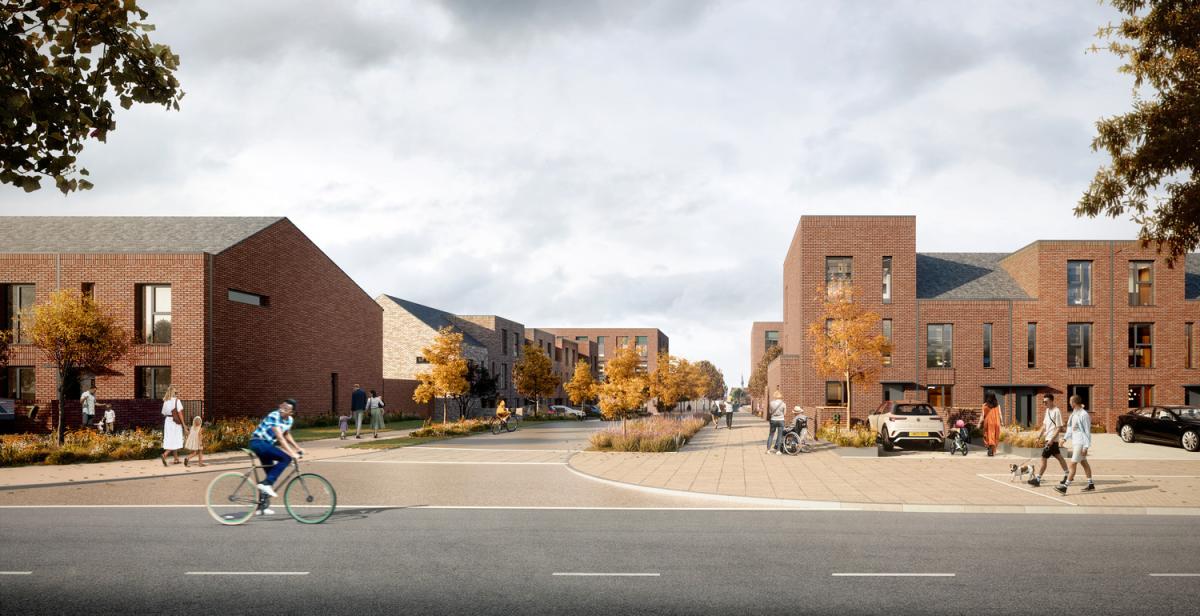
top-left (0, 216), bottom-right (283, 254)
top-left (917, 253), bottom-right (1031, 300)
top-left (380, 295), bottom-right (486, 348)
top-left (1188, 254), bottom-right (1200, 300)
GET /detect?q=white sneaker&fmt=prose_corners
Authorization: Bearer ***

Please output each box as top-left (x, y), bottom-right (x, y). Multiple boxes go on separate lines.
top-left (256, 483), bottom-right (278, 498)
top-left (254, 508), bottom-right (275, 516)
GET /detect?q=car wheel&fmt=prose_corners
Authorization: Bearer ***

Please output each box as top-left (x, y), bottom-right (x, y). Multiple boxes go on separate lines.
top-left (1120, 424), bottom-right (1136, 443)
top-left (881, 431), bottom-right (895, 452)
top-left (1183, 431), bottom-right (1200, 453)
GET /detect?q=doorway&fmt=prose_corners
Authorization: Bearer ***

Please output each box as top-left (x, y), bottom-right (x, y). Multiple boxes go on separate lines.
top-left (883, 384), bottom-right (905, 402)
top-left (1187, 386), bottom-right (1200, 406)
top-left (1014, 389), bottom-right (1037, 428)
top-left (330, 373), bottom-right (339, 416)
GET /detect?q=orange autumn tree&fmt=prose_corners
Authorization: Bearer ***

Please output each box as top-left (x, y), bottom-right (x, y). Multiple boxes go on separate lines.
top-left (28, 290), bottom-right (131, 444)
top-left (597, 341), bottom-right (649, 431)
top-left (413, 326), bottom-right (469, 424)
top-left (807, 285), bottom-right (890, 424)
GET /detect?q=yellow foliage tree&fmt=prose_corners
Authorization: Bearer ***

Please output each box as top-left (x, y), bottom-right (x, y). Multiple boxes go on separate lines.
top-left (514, 343), bottom-right (558, 416)
top-left (648, 352), bottom-right (688, 413)
top-left (28, 290), bottom-right (131, 444)
top-left (596, 341), bottom-right (649, 429)
top-left (412, 326), bottom-right (469, 424)
top-left (564, 359), bottom-right (596, 406)
top-left (806, 285), bottom-right (890, 422)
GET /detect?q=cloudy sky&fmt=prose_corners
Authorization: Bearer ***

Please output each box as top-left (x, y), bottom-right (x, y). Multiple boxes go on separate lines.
top-left (0, 0), bottom-right (1144, 384)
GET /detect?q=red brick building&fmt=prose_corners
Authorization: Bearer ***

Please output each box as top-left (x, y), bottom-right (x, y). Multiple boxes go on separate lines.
top-left (0, 217), bottom-right (381, 431)
top-left (761, 215), bottom-right (1200, 431)
top-left (541, 328), bottom-right (669, 378)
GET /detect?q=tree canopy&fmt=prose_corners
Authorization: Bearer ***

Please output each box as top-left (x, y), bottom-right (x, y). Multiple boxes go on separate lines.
top-left (693, 360), bottom-right (726, 400)
top-left (748, 344), bottom-right (783, 401)
top-left (1078, 0), bottom-right (1200, 264)
top-left (413, 326), bottom-right (469, 423)
top-left (596, 341), bottom-right (648, 422)
top-left (514, 343), bottom-right (558, 413)
top-left (1, 0), bottom-right (183, 194)
top-left (807, 285), bottom-right (889, 417)
top-left (564, 359), bottom-right (596, 406)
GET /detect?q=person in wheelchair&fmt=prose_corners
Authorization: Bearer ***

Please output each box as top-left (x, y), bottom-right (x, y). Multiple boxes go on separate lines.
top-left (249, 399), bottom-right (305, 514)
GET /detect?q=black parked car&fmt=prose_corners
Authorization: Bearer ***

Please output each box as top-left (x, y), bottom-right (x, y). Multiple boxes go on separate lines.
top-left (1117, 406), bottom-right (1200, 452)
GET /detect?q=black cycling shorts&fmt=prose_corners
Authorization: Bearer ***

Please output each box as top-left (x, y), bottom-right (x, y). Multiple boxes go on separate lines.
top-left (1040, 441), bottom-right (1061, 459)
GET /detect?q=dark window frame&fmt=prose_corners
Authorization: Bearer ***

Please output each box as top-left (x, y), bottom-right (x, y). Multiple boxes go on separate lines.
top-left (825, 256), bottom-right (853, 299)
top-left (926, 384), bottom-right (953, 408)
top-left (927, 323), bottom-right (953, 368)
top-left (228, 289), bottom-right (269, 307)
top-left (881, 256), bottom-right (892, 303)
top-left (1067, 323), bottom-right (1092, 368)
top-left (1129, 261), bottom-right (1154, 306)
top-left (881, 319), bottom-right (892, 367)
top-left (1027, 322), bottom-right (1037, 369)
top-left (135, 366), bottom-right (172, 400)
top-left (1127, 384), bottom-right (1154, 408)
top-left (825, 381), bottom-right (846, 406)
top-left (983, 323), bottom-right (993, 369)
top-left (1067, 260), bottom-right (1092, 306)
top-left (136, 284), bottom-right (172, 344)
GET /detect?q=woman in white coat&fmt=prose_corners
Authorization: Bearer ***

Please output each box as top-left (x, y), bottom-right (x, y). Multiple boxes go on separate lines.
top-left (160, 386), bottom-right (185, 466)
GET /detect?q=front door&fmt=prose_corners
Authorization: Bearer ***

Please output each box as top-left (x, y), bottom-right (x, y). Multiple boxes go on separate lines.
top-left (883, 384), bottom-right (904, 402)
top-left (1188, 387), bottom-right (1200, 406)
top-left (1014, 390), bottom-right (1037, 428)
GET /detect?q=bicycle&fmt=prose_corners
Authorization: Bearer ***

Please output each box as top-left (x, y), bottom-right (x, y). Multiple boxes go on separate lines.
top-left (490, 414), bottom-right (519, 434)
top-left (205, 448), bottom-right (337, 525)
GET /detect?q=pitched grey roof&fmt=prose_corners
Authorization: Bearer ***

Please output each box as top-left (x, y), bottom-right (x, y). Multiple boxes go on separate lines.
top-left (917, 253), bottom-right (1031, 300)
top-left (1188, 254), bottom-right (1200, 300)
top-left (381, 296), bottom-right (486, 348)
top-left (0, 216), bottom-right (283, 254)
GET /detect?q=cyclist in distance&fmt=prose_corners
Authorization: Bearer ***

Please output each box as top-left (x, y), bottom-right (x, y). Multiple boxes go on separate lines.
top-left (494, 399), bottom-right (510, 426)
top-left (249, 398), bottom-right (305, 514)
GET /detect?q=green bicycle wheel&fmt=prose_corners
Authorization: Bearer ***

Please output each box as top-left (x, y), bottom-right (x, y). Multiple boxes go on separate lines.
top-left (505, 418), bottom-right (518, 432)
top-left (206, 472), bottom-right (260, 526)
top-left (284, 473), bottom-right (337, 524)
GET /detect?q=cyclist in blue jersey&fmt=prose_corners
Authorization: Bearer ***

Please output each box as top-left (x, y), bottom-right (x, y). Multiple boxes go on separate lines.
top-left (249, 399), bottom-right (305, 513)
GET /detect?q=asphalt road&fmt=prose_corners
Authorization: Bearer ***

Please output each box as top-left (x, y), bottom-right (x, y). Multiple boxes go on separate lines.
top-left (2, 508), bottom-right (1198, 615)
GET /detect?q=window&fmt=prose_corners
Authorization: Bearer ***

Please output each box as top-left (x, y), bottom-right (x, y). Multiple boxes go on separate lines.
top-left (765, 330), bottom-right (780, 351)
top-left (882, 256), bottom-right (892, 303)
top-left (983, 323), bottom-right (993, 368)
top-left (597, 336), bottom-right (605, 357)
top-left (1067, 323), bottom-right (1092, 368)
top-left (3, 366), bottom-right (36, 400)
top-left (636, 335), bottom-right (648, 356)
top-left (927, 324), bottom-right (953, 368)
top-left (501, 329), bottom-right (509, 355)
top-left (575, 336), bottom-right (588, 343)
top-left (1027, 323), bottom-right (1037, 369)
top-left (1067, 261), bottom-right (1092, 305)
top-left (135, 366), bottom-right (171, 400)
top-left (501, 364), bottom-right (508, 390)
top-left (881, 319), bottom-right (892, 367)
top-left (137, 284), bottom-right (172, 344)
top-left (1129, 323), bottom-right (1153, 368)
top-left (1188, 323), bottom-right (1195, 369)
top-left (416, 356), bottom-right (429, 364)
top-left (926, 385), bottom-right (952, 408)
top-left (81, 282), bottom-right (94, 299)
top-left (513, 333), bottom-right (519, 357)
top-left (825, 381), bottom-right (846, 406)
top-left (5, 284), bottom-right (35, 343)
top-left (826, 257), bottom-right (853, 298)
top-left (228, 289), bottom-right (268, 306)
top-left (1129, 261), bottom-right (1154, 306)
top-left (617, 336), bottom-right (630, 349)
top-left (1068, 385), bottom-right (1091, 411)
top-left (1128, 384), bottom-right (1153, 408)
top-left (555, 348), bottom-right (562, 362)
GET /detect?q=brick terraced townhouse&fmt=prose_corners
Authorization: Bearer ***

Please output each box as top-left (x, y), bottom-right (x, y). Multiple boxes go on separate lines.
top-left (0, 217), bottom-right (382, 431)
top-left (756, 215), bottom-right (1200, 431)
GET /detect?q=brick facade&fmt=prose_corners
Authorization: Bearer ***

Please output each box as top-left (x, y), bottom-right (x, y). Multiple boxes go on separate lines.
top-left (541, 328), bottom-right (669, 378)
top-left (453, 314), bottom-right (525, 408)
top-left (762, 215), bottom-right (1200, 432)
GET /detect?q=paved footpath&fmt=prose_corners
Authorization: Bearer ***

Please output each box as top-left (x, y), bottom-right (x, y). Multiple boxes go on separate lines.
top-left (569, 414), bottom-right (1200, 514)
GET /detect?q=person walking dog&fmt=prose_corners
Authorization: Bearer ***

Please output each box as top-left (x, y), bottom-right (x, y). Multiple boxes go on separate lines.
top-left (767, 389), bottom-right (786, 455)
top-left (1056, 395), bottom-right (1095, 494)
top-left (1029, 394), bottom-right (1069, 488)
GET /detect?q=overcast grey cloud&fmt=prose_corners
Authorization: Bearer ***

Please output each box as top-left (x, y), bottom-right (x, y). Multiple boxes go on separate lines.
top-left (0, 0), bottom-right (1142, 385)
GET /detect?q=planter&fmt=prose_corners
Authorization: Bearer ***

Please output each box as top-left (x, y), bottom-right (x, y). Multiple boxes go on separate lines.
top-left (1001, 443), bottom-right (1042, 459)
top-left (835, 446), bottom-right (879, 458)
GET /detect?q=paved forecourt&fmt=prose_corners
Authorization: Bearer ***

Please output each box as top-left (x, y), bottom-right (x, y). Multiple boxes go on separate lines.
top-left (569, 413), bottom-right (1200, 513)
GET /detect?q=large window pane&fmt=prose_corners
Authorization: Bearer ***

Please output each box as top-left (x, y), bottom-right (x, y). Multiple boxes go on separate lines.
top-left (825, 257), bottom-right (853, 299)
top-left (5, 366), bottom-right (36, 400)
top-left (983, 323), bottom-right (992, 368)
top-left (1068, 385), bottom-right (1091, 411)
top-left (597, 336), bottom-right (605, 357)
top-left (765, 330), bottom-right (780, 351)
top-left (1067, 261), bottom-right (1091, 306)
top-left (136, 366), bottom-right (171, 400)
top-left (881, 320), bottom-right (892, 367)
top-left (1067, 323), bottom-right (1092, 368)
top-left (927, 324), bottom-right (953, 368)
top-left (7, 284), bottom-right (35, 344)
top-left (1128, 384), bottom-right (1153, 408)
top-left (825, 381), bottom-right (846, 406)
top-left (1027, 323), bottom-right (1037, 369)
top-left (1129, 261), bottom-right (1153, 306)
top-left (139, 284), bottom-right (172, 344)
top-left (1129, 323), bottom-right (1153, 368)
top-left (636, 335), bottom-right (648, 356)
top-left (927, 385), bottom-right (952, 408)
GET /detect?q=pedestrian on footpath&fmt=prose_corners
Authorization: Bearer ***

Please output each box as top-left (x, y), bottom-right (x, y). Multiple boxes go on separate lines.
top-left (351, 383), bottom-right (367, 439)
top-left (1028, 393), bottom-right (1068, 488)
top-left (1056, 395), bottom-right (1095, 494)
top-left (979, 392), bottom-right (1002, 457)
top-left (338, 413), bottom-right (350, 440)
top-left (367, 389), bottom-right (386, 438)
top-left (712, 401), bottom-right (723, 429)
top-left (767, 389), bottom-right (786, 455)
top-left (725, 401), bottom-right (734, 429)
top-left (159, 386), bottom-right (185, 466)
top-left (80, 384), bottom-right (97, 431)
top-left (102, 404), bottom-right (115, 434)
top-left (184, 415), bottom-right (207, 467)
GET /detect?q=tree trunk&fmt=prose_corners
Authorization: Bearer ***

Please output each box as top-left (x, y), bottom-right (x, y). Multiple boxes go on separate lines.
top-left (55, 368), bottom-right (67, 446)
top-left (845, 371), bottom-right (852, 429)
top-left (442, 397), bottom-right (447, 424)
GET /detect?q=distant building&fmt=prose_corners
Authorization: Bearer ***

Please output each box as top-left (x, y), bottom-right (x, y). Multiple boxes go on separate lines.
top-left (540, 328), bottom-right (669, 378)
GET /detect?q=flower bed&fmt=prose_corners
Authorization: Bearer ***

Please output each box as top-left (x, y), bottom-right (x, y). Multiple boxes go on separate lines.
top-left (0, 418), bottom-right (257, 467)
top-left (588, 414), bottom-right (711, 452)
top-left (815, 422), bottom-right (877, 448)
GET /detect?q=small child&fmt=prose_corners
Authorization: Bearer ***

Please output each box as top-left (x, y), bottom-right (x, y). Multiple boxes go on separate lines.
top-left (338, 414), bottom-right (350, 439)
top-left (183, 415), bottom-right (206, 467)
top-left (102, 405), bottom-right (116, 434)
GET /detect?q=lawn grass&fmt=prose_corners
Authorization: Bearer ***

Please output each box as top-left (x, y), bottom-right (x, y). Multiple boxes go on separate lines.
top-left (290, 419), bottom-right (425, 442)
top-left (345, 435), bottom-right (449, 449)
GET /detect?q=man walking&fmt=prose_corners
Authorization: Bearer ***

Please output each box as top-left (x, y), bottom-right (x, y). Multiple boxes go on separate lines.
top-left (766, 389), bottom-right (786, 455)
top-left (351, 383), bottom-right (367, 439)
top-left (1055, 395), bottom-right (1095, 494)
top-left (1028, 394), bottom-right (1069, 488)
top-left (80, 384), bottom-right (98, 431)
top-left (725, 401), bottom-right (734, 429)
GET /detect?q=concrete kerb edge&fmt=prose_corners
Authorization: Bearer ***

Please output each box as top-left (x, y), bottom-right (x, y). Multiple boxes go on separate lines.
top-left (565, 453), bottom-right (1200, 516)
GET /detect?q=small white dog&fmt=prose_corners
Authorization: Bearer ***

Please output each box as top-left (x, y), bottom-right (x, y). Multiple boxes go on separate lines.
top-left (1008, 460), bottom-right (1035, 482)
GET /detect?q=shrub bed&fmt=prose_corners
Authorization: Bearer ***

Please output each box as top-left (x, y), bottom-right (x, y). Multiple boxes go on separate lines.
top-left (408, 418), bottom-right (492, 438)
top-left (588, 414), bottom-right (710, 452)
top-left (815, 422), bottom-right (877, 448)
top-left (0, 418), bottom-right (257, 467)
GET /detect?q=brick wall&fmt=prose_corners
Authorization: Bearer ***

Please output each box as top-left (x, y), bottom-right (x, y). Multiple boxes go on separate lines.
top-left (454, 315), bottom-right (525, 407)
top-left (382, 378), bottom-right (434, 419)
